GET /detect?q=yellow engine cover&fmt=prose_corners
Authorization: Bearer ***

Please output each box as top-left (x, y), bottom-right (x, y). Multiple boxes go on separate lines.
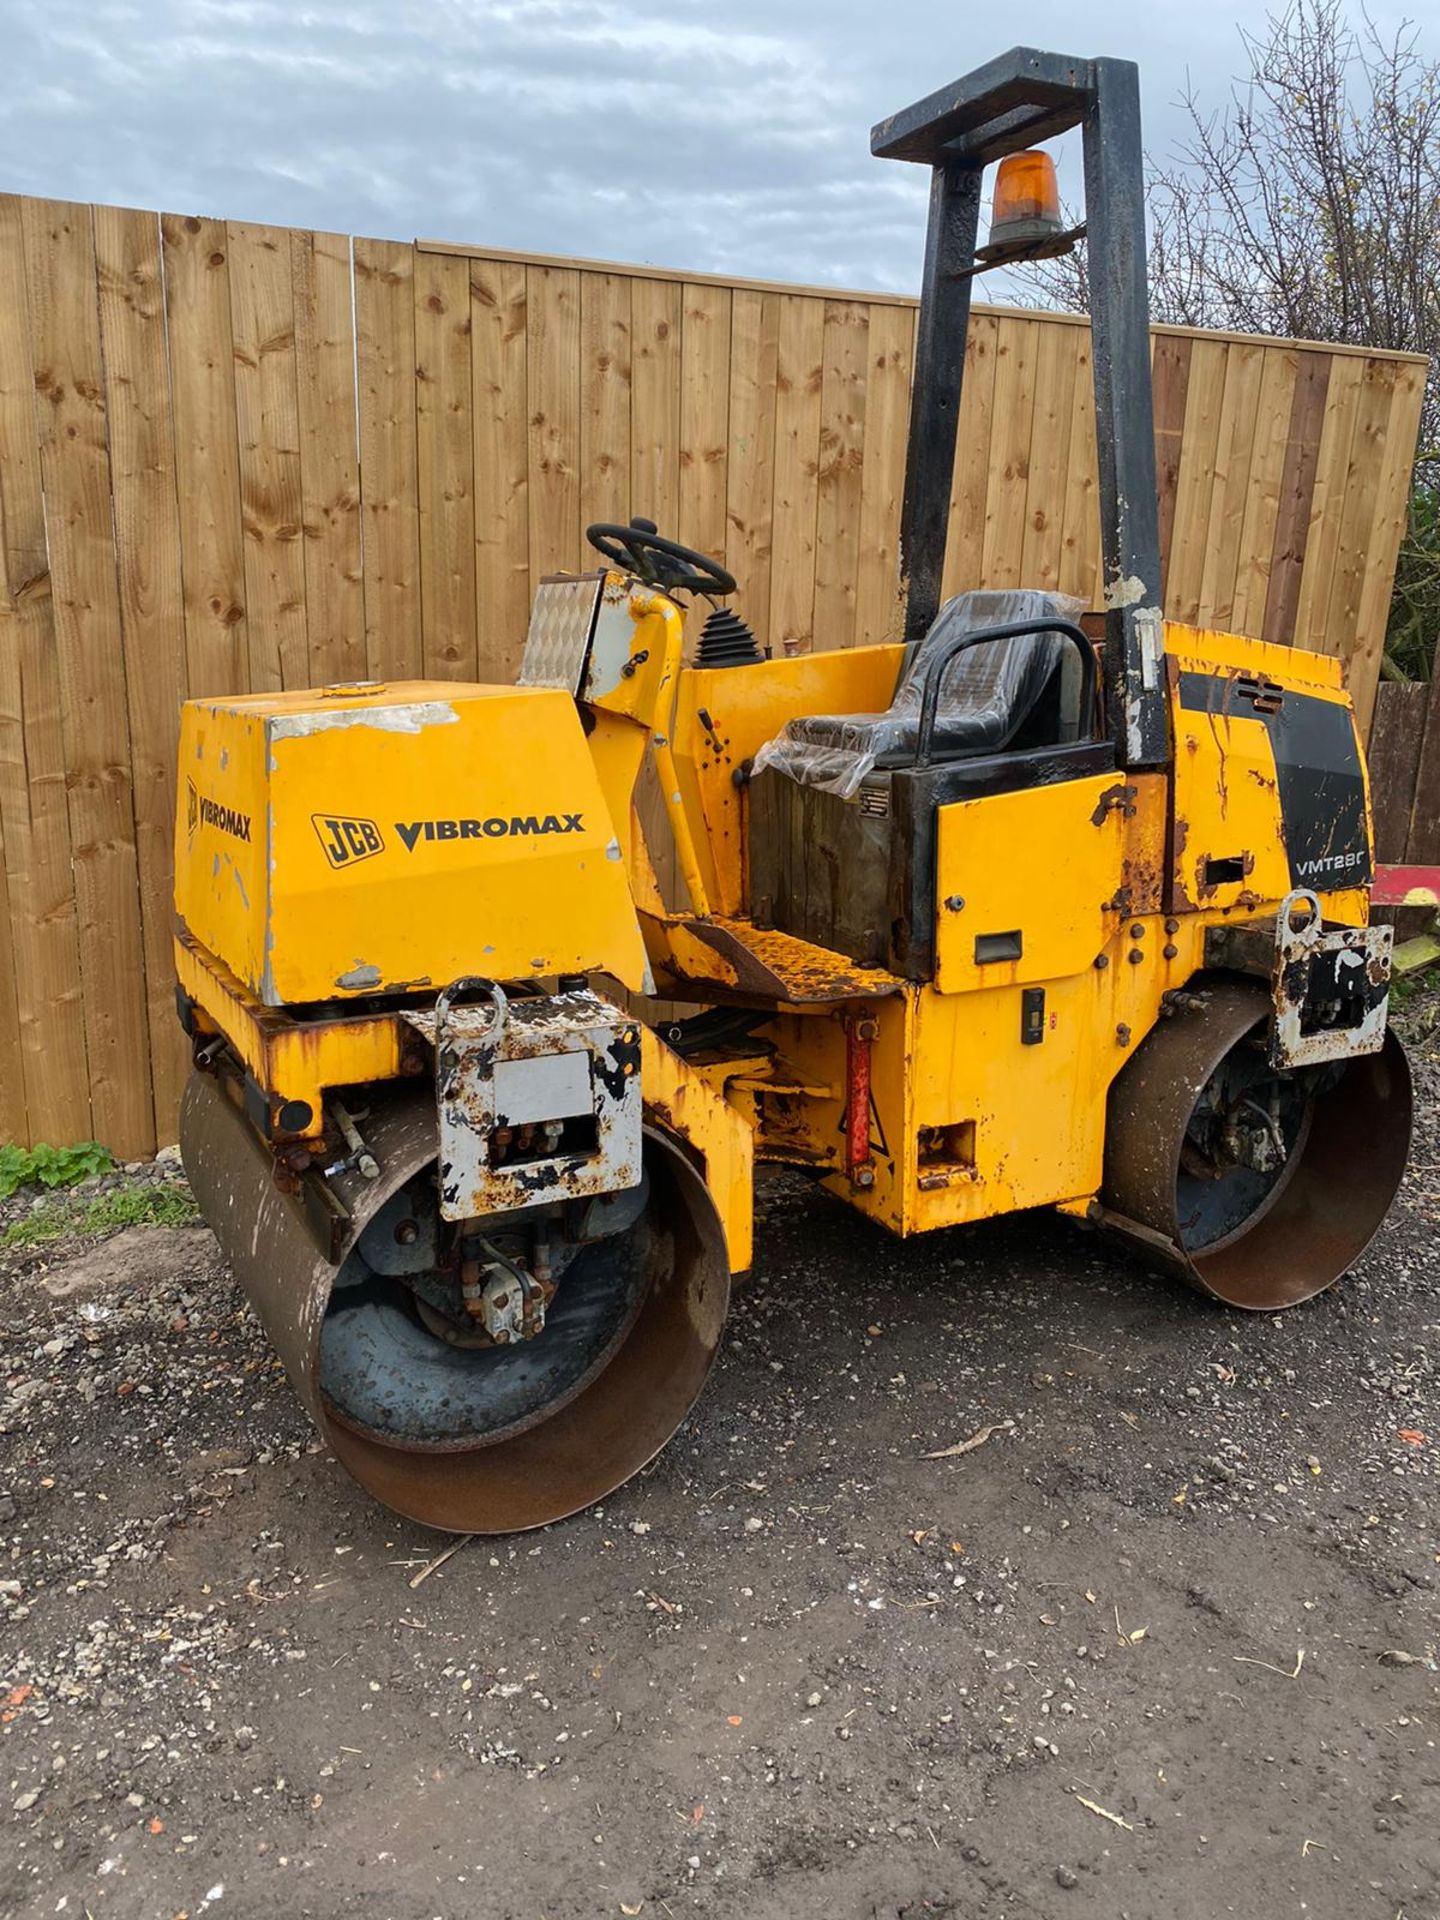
top-left (175, 681), bottom-right (648, 1006)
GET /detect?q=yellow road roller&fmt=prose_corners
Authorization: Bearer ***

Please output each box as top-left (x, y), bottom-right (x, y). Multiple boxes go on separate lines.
top-left (176, 48), bottom-right (1412, 1532)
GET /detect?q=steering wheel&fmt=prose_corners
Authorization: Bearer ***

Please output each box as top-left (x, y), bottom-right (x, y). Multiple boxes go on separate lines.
top-left (586, 517), bottom-right (736, 597)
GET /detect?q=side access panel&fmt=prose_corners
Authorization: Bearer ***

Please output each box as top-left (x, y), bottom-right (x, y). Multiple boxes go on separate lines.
top-left (1166, 632), bottom-right (1371, 913)
top-left (934, 771), bottom-right (1162, 993)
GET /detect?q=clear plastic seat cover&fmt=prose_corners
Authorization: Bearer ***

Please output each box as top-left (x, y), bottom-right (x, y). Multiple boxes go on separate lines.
top-left (752, 589), bottom-right (1083, 799)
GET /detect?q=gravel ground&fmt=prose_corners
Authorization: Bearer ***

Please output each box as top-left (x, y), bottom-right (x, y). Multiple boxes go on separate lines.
top-left (1, 999), bottom-right (1437, 1920)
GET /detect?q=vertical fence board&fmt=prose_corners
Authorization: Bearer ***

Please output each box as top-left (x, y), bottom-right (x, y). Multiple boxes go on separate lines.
top-left (1228, 347), bottom-right (1297, 639)
top-left (1198, 338), bottom-right (1265, 630)
top-left (769, 295), bottom-right (824, 652)
top-left (982, 316), bottom-right (1039, 590)
top-left (1367, 682), bottom-right (1428, 862)
top-left (470, 257), bottom-right (530, 681)
top-left (678, 283), bottom-right (731, 567)
top-left (1151, 333), bottom-right (1192, 602)
top-left (1262, 352), bottom-right (1332, 649)
top-left (95, 204), bottom-right (190, 1139)
top-left (1405, 672), bottom-right (1440, 865)
top-left (1166, 338), bottom-right (1228, 626)
top-left (23, 198), bottom-right (154, 1154)
top-left (228, 221), bottom-right (308, 692)
top-left (854, 302), bottom-right (913, 646)
top-left (415, 250), bottom-right (476, 679)
top-left (0, 262), bottom-right (21, 1137)
top-left (1057, 329), bottom-right (1100, 607)
top-left (292, 229), bottom-right (364, 688)
top-left (0, 195), bottom-right (89, 1144)
top-left (1019, 321), bottom-right (1080, 590)
top-left (813, 301), bottom-right (870, 648)
top-left (725, 288), bottom-right (780, 646)
top-left (1293, 354), bottom-right (1364, 656)
top-left (579, 272), bottom-right (633, 540)
top-left (1351, 359), bottom-right (1428, 729)
top-left (942, 312), bottom-right (999, 599)
top-left (470, 258), bottom-right (529, 681)
top-left (355, 237), bottom-right (421, 678)
top-left (630, 279), bottom-right (681, 536)
top-left (162, 213), bottom-right (248, 697)
top-left (0, 794), bottom-right (22, 1143)
top-left (526, 265), bottom-right (581, 577)
top-left (1320, 357), bottom-right (1397, 672)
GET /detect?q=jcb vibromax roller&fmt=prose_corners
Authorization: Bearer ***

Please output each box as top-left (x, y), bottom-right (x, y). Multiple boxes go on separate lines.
top-left (177, 48), bottom-right (1412, 1532)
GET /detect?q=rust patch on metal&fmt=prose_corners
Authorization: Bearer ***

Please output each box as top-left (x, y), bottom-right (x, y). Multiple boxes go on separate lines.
top-left (686, 918), bottom-right (903, 1005)
top-left (1195, 849), bottom-right (1256, 901)
top-left (1090, 781), bottom-right (1138, 826)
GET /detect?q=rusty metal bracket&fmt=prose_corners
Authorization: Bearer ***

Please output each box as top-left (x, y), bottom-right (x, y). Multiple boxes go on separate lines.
top-left (405, 986), bottom-right (643, 1221)
top-left (1204, 890), bottom-right (1392, 1069)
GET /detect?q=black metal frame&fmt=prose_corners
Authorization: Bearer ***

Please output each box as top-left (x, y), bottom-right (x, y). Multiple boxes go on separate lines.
top-left (873, 48), bottom-right (1169, 770)
top-left (909, 618), bottom-right (1098, 766)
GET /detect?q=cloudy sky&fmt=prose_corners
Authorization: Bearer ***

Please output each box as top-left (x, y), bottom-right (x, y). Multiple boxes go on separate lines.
top-left (0, 0), bottom-right (1413, 293)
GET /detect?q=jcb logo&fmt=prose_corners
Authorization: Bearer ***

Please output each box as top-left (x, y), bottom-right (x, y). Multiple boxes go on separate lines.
top-left (313, 813), bottom-right (384, 869)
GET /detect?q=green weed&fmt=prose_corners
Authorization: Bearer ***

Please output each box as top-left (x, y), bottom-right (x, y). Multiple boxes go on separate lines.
top-left (1, 1181), bottom-right (200, 1251)
top-left (0, 1140), bottom-right (114, 1200)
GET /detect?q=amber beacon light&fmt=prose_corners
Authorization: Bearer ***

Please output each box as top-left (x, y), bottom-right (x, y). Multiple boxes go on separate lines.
top-left (987, 149), bottom-right (1064, 249)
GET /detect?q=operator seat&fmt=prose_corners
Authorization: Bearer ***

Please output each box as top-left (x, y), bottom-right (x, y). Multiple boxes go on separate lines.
top-left (753, 589), bottom-right (1073, 798)
top-left (746, 587), bottom-right (1113, 979)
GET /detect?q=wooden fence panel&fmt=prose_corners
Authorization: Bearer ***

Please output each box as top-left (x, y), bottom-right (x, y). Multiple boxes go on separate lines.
top-left (1405, 674), bottom-right (1440, 867)
top-left (578, 272), bottom-right (633, 545)
top-left (1167, 337), bottom-right (1228, 626)
top-left (630, 279), bottom-right (681, 541)
top-left (677, 282), bottom-right (731, 565)
top-left (726, 288), bottom-right (781, 647)
top-left (1262, 352), bottom-right (1332, 659)
top-left (768, 294), bottom-right (824, 653)
top-left (228, 222), bottom-right (308, 693)
top-left (1057, 327), bottom-right (1100, 607)
top-left (292, 230), bottom-right (365, 688)
top-left (1352, 359), bottom-right (1429, 718)
top-left (1293, 354), bottom-right (1366, 661)
top-left (94, 203), bottom-right (190, 1134)
top-left (162, 213), bottom-right (249, 698)
top-left (415, 249), bottom-right (477, 680)
top-left (1197, 338), bottom-right (1264, 631)
top-left (1227, 347), bottom-right (1296, 639)
top-left (1151, 333), bottom-right (1191, 604)
top-left (22, 199), bottom-right (155, 1153)
top-left (526, 264), bottom-right (581, 595)
top-left (982, 316), bottom-right (1040, 591)
top-left (0, 199), bottom-right (1426, 1153)
top-left (853, 302), bottom-right (912, 646)
top-left (942, 312), bottom-right (999, 600)
top-left (469, 256), bottom-right (530, 682)
top-left (1020, 321), bottom-right (1081, 591)
top-left (0, 196), bottom-right (89, 1146)
top-left (813, 300), bottom-right (870, 647)
top-left (1368, 682), bottom-right (1430, 864)
top-left (355, 237), bottom-right (421, 680)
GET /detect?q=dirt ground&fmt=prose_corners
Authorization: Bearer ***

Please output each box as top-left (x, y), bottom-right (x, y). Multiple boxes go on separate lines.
top-left (2, 1008), bottom-right (1438, 1920)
